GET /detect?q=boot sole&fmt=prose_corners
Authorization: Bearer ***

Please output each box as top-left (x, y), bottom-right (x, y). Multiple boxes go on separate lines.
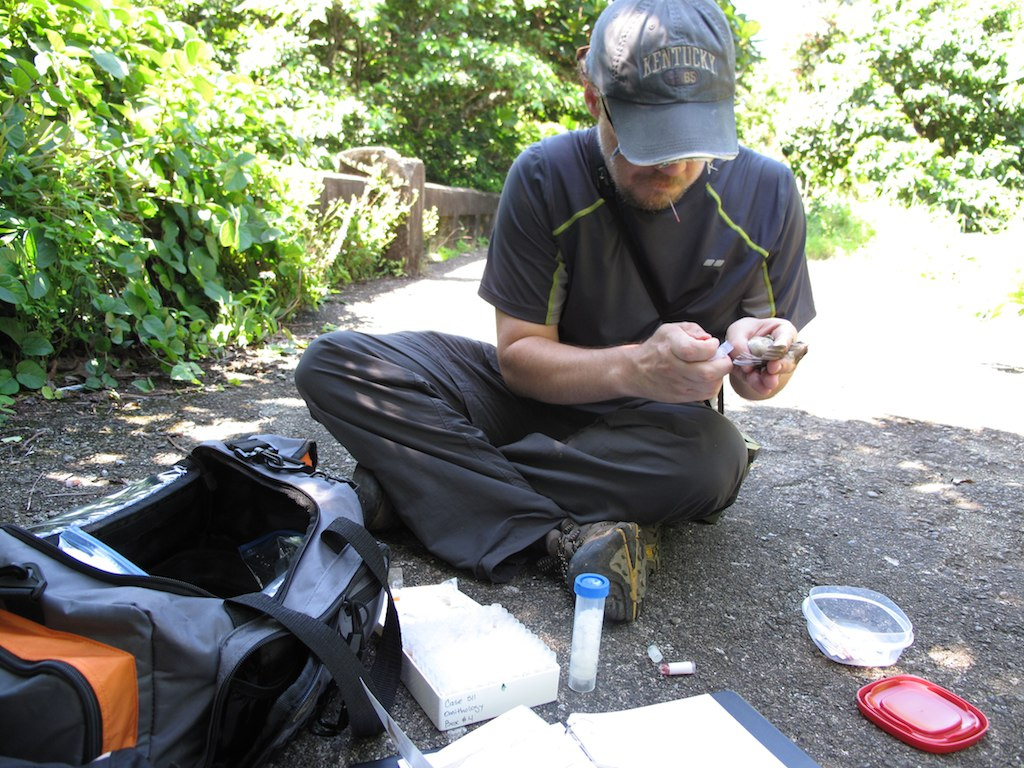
top-left (569, 522), bottom-right (647, 622)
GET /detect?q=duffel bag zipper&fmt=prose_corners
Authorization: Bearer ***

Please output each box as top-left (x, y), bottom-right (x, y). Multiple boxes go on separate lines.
top-left (0, 645), bottom-right (103, 762)
top-left (1, 524), bottom-right (217, 598)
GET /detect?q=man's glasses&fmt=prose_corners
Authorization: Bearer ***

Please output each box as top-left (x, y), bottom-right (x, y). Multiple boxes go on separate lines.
top-left (609, 145), bottom-right (712, 168)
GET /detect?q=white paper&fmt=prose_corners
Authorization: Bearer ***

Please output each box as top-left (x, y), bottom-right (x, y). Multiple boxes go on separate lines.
top-left (398, 705), bottom-right (592, 768)
top-left (565, 695), bottom-right (787, 768)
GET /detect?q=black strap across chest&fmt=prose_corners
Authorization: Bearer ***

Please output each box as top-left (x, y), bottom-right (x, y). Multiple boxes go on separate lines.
top-left (588, 132), bottom-right (676, 321)
top-left (587, 133), bottom-right (726, 414)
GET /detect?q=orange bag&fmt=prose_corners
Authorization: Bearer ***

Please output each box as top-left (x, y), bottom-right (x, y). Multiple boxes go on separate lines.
top-left (0, 608), bottom-right (138, 762)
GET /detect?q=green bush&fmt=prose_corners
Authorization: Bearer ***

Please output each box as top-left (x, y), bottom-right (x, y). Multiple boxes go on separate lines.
top-left (307, 162), bottom-right (414, 285)
top-left (783, 0), bottom-right (1024, 233)
top-left (0, 0), bottom-right (409, 400)
top-left (804, 196), bottom-right (876, 261)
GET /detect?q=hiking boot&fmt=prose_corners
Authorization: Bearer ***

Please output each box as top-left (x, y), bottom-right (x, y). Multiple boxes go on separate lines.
top-left (642, 524), bottom-right (661, 573)
top-left (742, 431), bottom-right (761, 464)
top-left (352, 465), bottom-right (398, 532)
top-left (546, 520), bottom-right (647, 622)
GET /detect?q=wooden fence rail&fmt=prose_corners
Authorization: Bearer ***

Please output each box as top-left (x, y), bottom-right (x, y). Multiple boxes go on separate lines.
top-left (319, 147), bottom-right (500, 275)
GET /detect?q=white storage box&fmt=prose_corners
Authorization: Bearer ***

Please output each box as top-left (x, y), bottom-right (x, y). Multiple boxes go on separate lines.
top-left (393, 581), bottom-right (560, 731)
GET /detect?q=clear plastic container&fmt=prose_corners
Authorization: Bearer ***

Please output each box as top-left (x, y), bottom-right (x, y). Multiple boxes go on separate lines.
top-left (802, 585), bottom-right (914, 666)
top-left (57, 527), bottom-right (147, 576)
top-left (568, 573), bottom-right (609, 693)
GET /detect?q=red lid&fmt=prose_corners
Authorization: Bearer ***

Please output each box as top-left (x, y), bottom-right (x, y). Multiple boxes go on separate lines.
top-left (857, 675), bottom-right (989, 753)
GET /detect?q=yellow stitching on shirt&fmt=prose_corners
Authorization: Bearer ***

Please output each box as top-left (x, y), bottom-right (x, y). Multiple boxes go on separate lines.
top-left (546, 198), bottom-right (604, 323)
top-left (553, 198), bottom-right (606, 237)
top-left (705, 183), bottom-right (777, 316)
top-left (546, 251), bottom-right (567, 324)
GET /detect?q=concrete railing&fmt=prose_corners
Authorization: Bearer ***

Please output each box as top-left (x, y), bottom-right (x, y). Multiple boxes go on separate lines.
top-left (319, 147), bottom-right (500, 275)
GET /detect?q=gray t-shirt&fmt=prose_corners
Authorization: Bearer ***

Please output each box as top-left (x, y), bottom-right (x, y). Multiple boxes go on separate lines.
top-left (479, 127), bottom-right (815, 346)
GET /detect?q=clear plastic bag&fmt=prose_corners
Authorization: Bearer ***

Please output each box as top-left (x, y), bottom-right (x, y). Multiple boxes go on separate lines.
top-left (237, 530), bottom-right (304, 593)
top-left (57, 526), bottom-right (147, 575)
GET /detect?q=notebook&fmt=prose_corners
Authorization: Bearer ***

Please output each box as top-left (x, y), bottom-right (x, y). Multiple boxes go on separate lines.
top-left (353, 687), bottom-right (821, 768)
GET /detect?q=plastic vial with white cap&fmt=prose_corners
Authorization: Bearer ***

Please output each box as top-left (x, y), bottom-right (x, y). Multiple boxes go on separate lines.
top-left (568, 573), bottom-right (609, 693)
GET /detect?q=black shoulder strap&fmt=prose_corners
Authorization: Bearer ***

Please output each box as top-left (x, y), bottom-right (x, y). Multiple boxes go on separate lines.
top-left (588, 132), bottom-right (674, 320)
top-left (588, 134), bottom-right (726, 415)
top-left (231, 517), bottom-right (402, 738)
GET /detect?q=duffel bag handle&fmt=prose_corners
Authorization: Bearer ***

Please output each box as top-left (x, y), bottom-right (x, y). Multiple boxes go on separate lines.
top-left (226, 435), bottom-right (318, 473)
top-left (320, 517), bottom-right (403, 710)
top-left (0, 562), bottom-right (47, 601)
top-left (0, 562), bottom-right (47, 624)
top-left (230, 517), bottom-right (402, 739)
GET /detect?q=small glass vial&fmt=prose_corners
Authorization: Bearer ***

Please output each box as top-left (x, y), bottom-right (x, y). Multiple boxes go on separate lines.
top-left (568, 573), bottom-right (609, 693)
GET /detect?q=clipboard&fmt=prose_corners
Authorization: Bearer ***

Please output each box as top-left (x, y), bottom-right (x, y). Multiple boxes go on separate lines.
top-left (351, 690), bottom-right (821, 768)
top-left (709, 691), bottom-right (821, 768)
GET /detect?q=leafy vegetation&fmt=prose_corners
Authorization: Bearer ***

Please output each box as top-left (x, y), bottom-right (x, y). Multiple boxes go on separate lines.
top-left (169, 0), bottom-right (593, 192)
top-left (781, 0), bottom-right (1023, 234)
top-left (803, 195), bottom-right (876, 261)
top-left (0, 0), bottom-right (411, 408)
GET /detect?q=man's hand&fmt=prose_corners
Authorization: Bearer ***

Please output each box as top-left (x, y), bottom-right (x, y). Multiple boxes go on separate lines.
top-left (725, 317), bottom-right (805, 400)
top-left (495, 312), bottom-right (734, 405)
top-left (630, 322), bottom-right (734, 403)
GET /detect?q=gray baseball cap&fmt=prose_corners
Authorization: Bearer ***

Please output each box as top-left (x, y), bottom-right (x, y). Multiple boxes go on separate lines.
top-left (586, 0), bottom-right (738, 165)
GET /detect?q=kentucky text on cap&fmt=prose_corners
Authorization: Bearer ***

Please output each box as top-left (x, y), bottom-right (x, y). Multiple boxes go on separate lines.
top-left (586, 0), bottom-right (739, 165)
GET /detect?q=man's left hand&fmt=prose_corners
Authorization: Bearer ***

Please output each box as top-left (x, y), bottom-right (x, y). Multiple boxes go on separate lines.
top-left (725, 317), bottom-right (805, 400)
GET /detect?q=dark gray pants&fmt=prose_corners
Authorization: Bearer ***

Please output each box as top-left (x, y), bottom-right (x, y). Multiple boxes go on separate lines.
top-left (295, 330), bottom-right (749, 582)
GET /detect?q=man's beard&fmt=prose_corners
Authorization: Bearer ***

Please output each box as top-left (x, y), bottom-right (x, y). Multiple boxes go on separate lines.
top-left (596, 124), bottom-right (701, 212)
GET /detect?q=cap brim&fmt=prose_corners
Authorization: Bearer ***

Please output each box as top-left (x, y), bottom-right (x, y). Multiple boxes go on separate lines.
top-left (604, 97), bottom-right (738, 165)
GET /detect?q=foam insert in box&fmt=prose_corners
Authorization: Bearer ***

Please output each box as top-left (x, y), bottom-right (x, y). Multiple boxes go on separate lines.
top-left (394, 580), bottom-right (560, 731)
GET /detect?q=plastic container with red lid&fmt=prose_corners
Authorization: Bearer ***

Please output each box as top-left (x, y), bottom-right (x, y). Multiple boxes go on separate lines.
top-left (857, 675), bottom-right (989, 753)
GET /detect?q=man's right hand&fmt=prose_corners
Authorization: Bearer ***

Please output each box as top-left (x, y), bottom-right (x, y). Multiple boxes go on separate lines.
top-left (629, 322), bottom-right (733, 403)
top-left (495, 311), bottom-right (735, 405)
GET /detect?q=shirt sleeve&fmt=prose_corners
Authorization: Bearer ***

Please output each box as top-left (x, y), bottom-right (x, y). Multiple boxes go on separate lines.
top-left (478, 145), bottom-right (567, 326)
top-left (742, 164), bottom-right (816, 331)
